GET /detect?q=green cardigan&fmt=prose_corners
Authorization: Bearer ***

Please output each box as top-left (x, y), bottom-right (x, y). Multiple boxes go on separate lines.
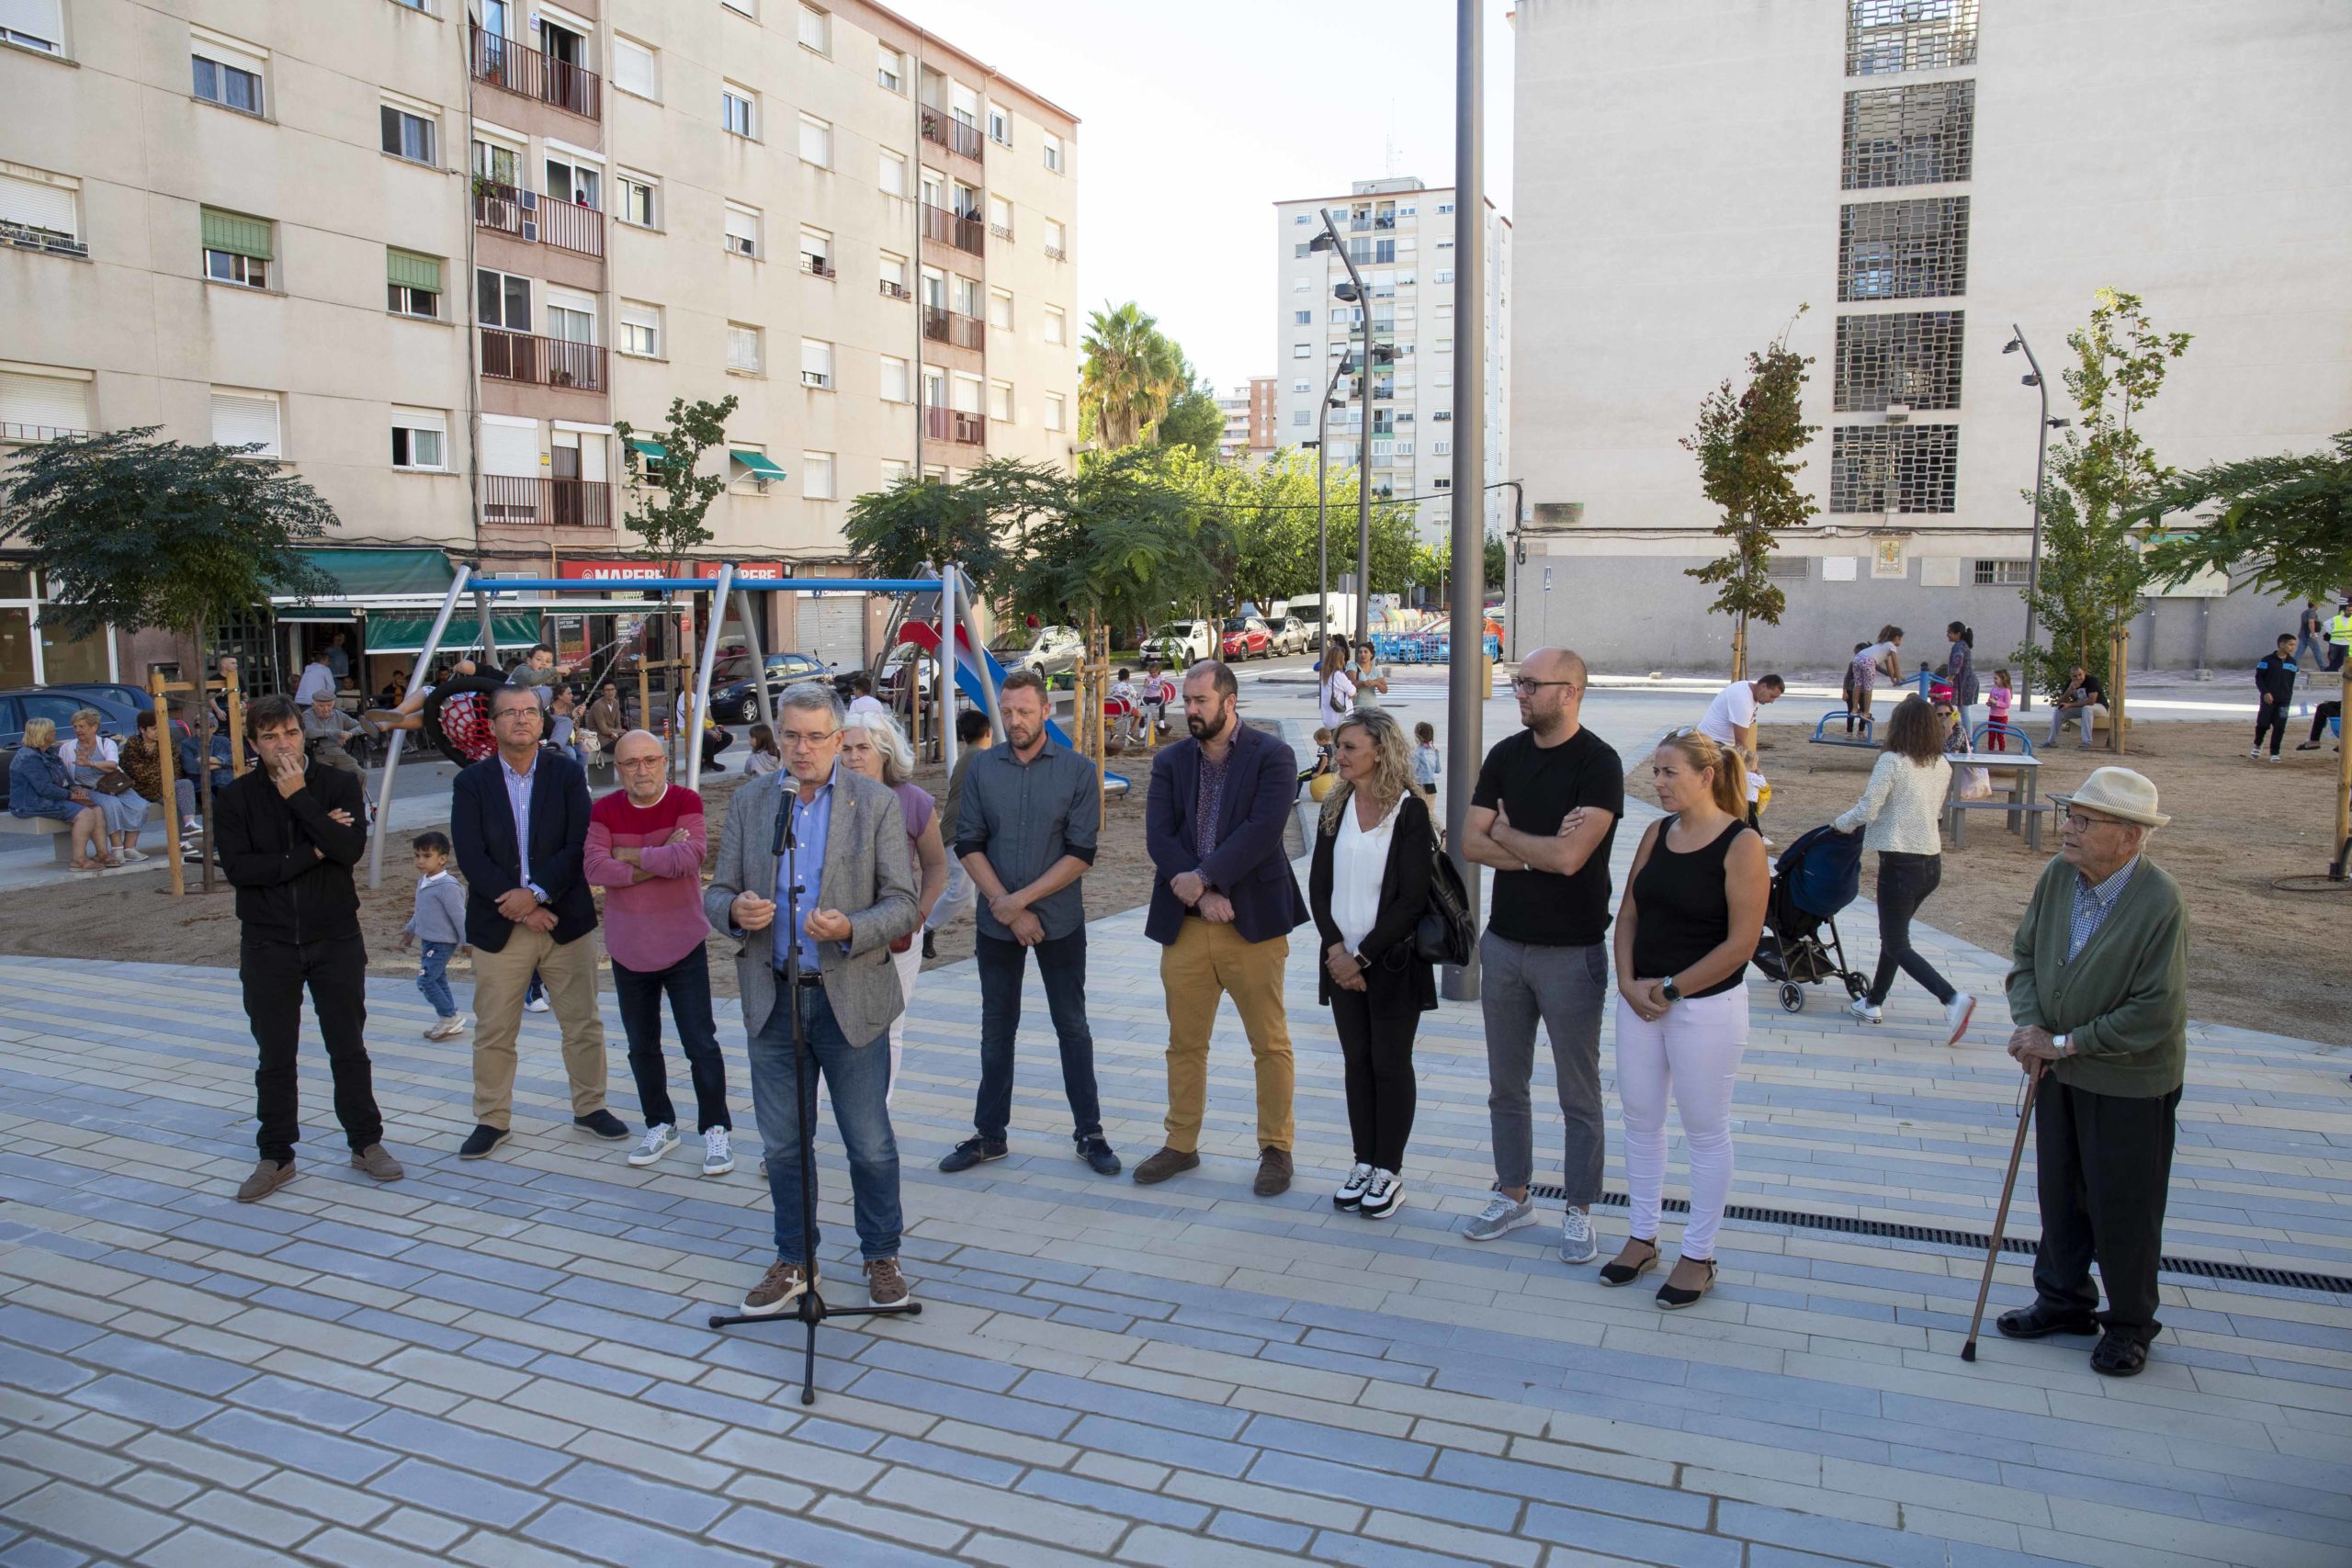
top-left (2005, 854), bottom-right (2189, 1098)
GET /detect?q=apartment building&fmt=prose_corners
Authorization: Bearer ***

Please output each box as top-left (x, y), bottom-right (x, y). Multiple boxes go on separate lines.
top-left (0, 0), bottom-right (1080, 686)
top-left (1507, 0), bottom-right (2351, 671)
top-left (1272, 178), bottom-right (1510, 548)
top-left (1215, 376), bottom-right (1276, 465)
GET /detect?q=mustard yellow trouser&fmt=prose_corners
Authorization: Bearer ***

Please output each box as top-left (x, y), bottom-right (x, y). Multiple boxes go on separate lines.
top-left (470, 927), bottom-right (608, 1130)
top-left (1159, 919), bottom-right (1295, 1153)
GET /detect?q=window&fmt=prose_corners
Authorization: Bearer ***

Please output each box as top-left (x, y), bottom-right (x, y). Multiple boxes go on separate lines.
top-left (390, 408), bottom-right (446, 470)
top-left (722, 83), bottom-right (756, 139)
top-left (1041, 132), bottom-right (1062, 173)
top-left (797, 4), bottom-right (829, 52)
top-left (803, 453), bottom-right (834, 499)
top-left (876, 46), bottom-right (904, 92)
top-left (1294, 310), bottom-right (1312, 325)
top-left (1433, 269), bottom-right (1454, 285)
top-left (1834, 310), bottom-right (1964, 411)
top-left (799, 227), bottom-right (832, 277)
top-left (471, 136), bottom-right (519, 187)
top-left (951, 273), bottom-right (981, 318)
top-left (878, 250), bottom-right (909, 298)
top-left (878, 150), bottom-right (908, 197)
top-left (721, 0), bottom-right (753, 13)
top-left (1042, 219), bottom-right (1066, 259)
top-left (1292, 379), bottom-right (1309, 393)
top-left (727, 322), bottom-right (763, 374)
top-left (988, 380), bottom-right (1012, 422)
top-left (1294, 243), bottom-right (1309, 259)
top-left (386, 247), bottom-right (441, 317)
top-left (618, 300), bottom-right (660, 357)
top-left (0, 167), bottom-right (82, 251)
top-left (880, 458), bottom-right (910, 487)
top-left (546, 289), bottom-right (595, 346)
top-left (1436, 201), bottom-right (1453, 214)
top-left (798, 114), bottom-right (831, 167)
top-left (724, 202), bottom-right (760, 257)
top-left (800, 338), bottom-right (833, 389)
top-left (475, 266), bottom-right (529, 330)
top-left (1045, 392), bottom-right (1065, 431)
top-left (1848, 0), bottom-right (1979, 75)
top-left (880, 355), bottom-right (910, 403)
top-left (2, 0), bottom-right (63, 54)
top-left (1843, 80), bottom-right (1974, 189)
top-left (191, 33), bottom-right (266, 117)
top-left (209, 388), bottom-right (281, 455)
top-left (988, 193), bottom-right (1012, 237)
top-left (0, 367), bottom-right (91, 437)
top-left (612, 36), bottom-right (656, 98)
top-left (544, 154), bottom-right (599, 209)
top-left (1293, 277), bottom-right (1310, 293)
top-left (1432, 440), bottom-right (1452, 456)
top-left (1838, 196), bottom-right (1970, 299)
top-left (379, 102), bottom-right (436, 165)
top-left (1292, 411), bottom-right (1309, 427)
top-left (616, 170), bottom-right (657, 228)
top-left (1831, 424), bottom-right (1960, 512)
top-left (200, 208), bottom-right (272, 289)
top-left (988, 104), bottom-right (1011, 146)
top-left (1293, 344), bottom-right (1310, 359)
top-left (988, 288), bottom-right (1012, 330)
top-left (1044, 306), bottom-right (1066, 345)
top-left (1973, 558), bottom-right (2030, 586)
top-left (1432, 478), bottom-right (1451, 490)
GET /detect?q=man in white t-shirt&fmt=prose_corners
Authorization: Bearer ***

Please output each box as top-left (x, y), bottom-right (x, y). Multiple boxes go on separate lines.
top-left (1698, 673), bottom-right (1784, 815)
top-left (845, 671), bottom-right (888, 717)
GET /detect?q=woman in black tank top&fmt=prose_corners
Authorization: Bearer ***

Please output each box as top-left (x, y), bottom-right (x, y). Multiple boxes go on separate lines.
top-left (1603, 731), bottom-right (1770, 1310)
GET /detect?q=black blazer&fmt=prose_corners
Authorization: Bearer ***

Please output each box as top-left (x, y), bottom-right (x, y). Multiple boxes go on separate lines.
top-left (1308, 788), bottom-right (1438, 1010)
top-left (1144, 721), bottom-right (1309, 945)
top-left (451, 749), bottom-right (596, 952)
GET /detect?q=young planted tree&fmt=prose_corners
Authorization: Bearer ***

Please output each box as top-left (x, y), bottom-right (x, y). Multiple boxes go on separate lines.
top-left (0, 428), bottom-right (337, 892)
top-left (612, 395), bottom-right (741, 558)
top-left (843, 466), bottom-right (1013, 600)
top-left (1681, 312), bottom-right (1818, 680)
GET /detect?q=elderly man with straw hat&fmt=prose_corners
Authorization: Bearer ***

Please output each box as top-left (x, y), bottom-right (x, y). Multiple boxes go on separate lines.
top-left (1997, 766), bottom-right (2188, 1377)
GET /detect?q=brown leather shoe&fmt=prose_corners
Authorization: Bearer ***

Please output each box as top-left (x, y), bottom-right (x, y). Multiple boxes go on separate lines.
top-left (1132, 1145), bottom-right (1201, 1186)
top-left (741, 1258), bottom-right (814, 1316)
top-left (864, 1257), bottom-right (911, 1307)
top-left (235, 1159), bottom-right (295, 1203)
top-left (1253, 1146), bottom-right (1294, 1198)
top-left (349, 1144), bottom-right (405, 1182)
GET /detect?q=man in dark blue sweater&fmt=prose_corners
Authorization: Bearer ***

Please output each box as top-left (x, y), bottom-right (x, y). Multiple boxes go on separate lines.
top-left (2252, 634), bottom-right (2298, 761)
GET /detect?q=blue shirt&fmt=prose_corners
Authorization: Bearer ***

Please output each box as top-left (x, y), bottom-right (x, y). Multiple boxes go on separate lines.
top-left (773, 766), bottom-right (838, 974)
top-left (500, 750), bottom-right (544, 897)
top-left (2066, 854), bottom-right (2139, 963)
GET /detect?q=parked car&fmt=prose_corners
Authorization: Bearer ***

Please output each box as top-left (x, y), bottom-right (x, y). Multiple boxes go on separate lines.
top-left (1145, 621), bottom-right (1216, 666)
top-left (49, 682), bottom-right (165, 716)
top-left (876, 642), bottom-right (948, 706)
top-left (1262, 616), bottom-right (1309, 658)
top-left (709, 651), bottom-right (835, 723)
top-left (991, 625), bottom-right (1084, 688)
top-left (0, 687), bottom-right (143, 811)
top-left (1220, 616), bottom-right (1272, 661)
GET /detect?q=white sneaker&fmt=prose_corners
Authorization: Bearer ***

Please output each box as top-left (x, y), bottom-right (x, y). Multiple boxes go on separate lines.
top-left (119, 846), bottom-right (148, 863)
top-left (423, 1014), bottom-right (469, 1041)
top-left (525, 994), bottom-right (551, 1013)
top-left (1359, 1169), bottom-right (1404, 1219)
top-left (1847, 997), bottom-right (1883, 1024)
top-left (1943, 992), bottom-right (1977, 1046)
top-left (1333, 1162), bottom-right (1374, 1211)
top-left (1465, 1191), bottom-right (1538, 1241)
top-left (627, 1124), bottom-right (678, 1168)
top-left (702, 1127), bottom-right (735, 1177)
top-left (1559, 1206), bottom-right (1599, 1264)
top-left (2251, 748), bottom-right (2265, 760)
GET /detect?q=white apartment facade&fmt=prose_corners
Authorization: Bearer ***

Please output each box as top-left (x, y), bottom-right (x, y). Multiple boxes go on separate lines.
top-left (1507, 0), bottom-right (2352, 672)
top-left (1272, 178), bottom-right (1511, 551)
top-left (0, 0), bottom-right (1080, 688)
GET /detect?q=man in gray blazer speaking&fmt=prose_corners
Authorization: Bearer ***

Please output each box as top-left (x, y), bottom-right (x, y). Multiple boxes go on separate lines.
top-left (705, 682), bottom-right (919, 1314)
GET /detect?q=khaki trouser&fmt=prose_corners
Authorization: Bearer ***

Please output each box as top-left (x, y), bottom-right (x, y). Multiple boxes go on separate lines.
top-left (1159, 918), bottom-right (1295, 1153)
top-left (470, 926), bottom-right (607, 1129)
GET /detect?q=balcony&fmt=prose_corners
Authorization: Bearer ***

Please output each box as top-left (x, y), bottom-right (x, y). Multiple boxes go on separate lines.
top-left (920, 107), bottom-right (984, 162)
top-left (1, 220), bottom-right (88, 260)
top-left (924, 406), bottom-right (986, 446)
top-left (472, 182), bottom-right (604, 258)
top-left (921, 305), bottom-right (986, 352)
top-left (878, 279), bottom-right (910, 300)
top-left (480, 328), bottom-right (606, 391)
top-left (798, 254), bottom-right (836, 279)
top-left (469, 27), bottom-right (601, 120)
top-left (480, 474), bottom-right (613, 528)
top-left (0, 422), bottom-right (93, 445)
top-left (1042, 243), bottom-right (1067, 263)
top-left (921, 202), bottom-right (985, 254)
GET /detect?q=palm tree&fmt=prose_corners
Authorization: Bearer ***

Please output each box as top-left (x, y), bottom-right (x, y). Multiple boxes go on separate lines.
top-left (1080, 301), bottom-right (1183, 449)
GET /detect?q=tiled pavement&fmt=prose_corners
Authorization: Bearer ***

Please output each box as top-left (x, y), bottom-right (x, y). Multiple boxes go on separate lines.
top-left (1, 803), bottom-right (2347, 1568)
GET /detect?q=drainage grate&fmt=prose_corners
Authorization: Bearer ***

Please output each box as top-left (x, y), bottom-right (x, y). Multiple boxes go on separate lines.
top-left (1521, 1186), bottom-right (2352, 1296)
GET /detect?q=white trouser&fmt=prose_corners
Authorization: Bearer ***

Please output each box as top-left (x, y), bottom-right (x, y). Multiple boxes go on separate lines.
top-left (1612, 986), bottom-right (1749, 1260)
top-left (885, 942), bottom-right (922, 1108)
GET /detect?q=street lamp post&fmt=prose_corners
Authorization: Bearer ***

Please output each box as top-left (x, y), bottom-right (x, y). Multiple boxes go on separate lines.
top-left (1312, 209), bottom-right (1377, 649)
top-left (2004, 325), bottom-right (2064, 713)
top-left (1443, 0), bottom-right (1485, 1001)
top-left (1311, 350), bottom-right (1351, 652)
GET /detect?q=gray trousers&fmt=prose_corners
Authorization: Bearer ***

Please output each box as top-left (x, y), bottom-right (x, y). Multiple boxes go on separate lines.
top-left (1480, 931), bottom-right (1609, 1205)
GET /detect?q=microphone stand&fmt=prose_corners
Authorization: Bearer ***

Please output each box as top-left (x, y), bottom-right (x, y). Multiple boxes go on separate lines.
top-left (708, 774), bottom-right (920, 1404)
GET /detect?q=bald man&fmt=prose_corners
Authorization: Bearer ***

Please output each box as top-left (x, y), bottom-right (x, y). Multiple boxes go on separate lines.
top-left (583, 731), bottom-right (732, 1175)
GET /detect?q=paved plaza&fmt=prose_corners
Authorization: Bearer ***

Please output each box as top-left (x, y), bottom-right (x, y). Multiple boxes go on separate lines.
top-left (0, 803), bottom-right (2347, 1568)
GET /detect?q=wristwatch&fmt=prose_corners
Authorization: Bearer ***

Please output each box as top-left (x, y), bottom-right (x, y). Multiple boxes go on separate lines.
top-left (2052, 1032), bottom-right (2073, 1057)
top-left (1660, 975), bottom-right (1682, 1003)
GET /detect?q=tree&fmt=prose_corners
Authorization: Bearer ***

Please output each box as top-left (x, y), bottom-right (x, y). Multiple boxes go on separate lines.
top-left (1486, 529), bottom-right (1507, 594)
top-left (1156, 378), bottom-right (1226, 464)
top-left (2014, 289), bottom-right (2191, 743)
top-left (612, 395), bottom-right (741, 558)
top-left (1079, 302), bottom-right (1184, 449)
top-left (1681, 310), bottom-right (1818, 680)
top-left (1169, 449), bottom-right (1418, 610)
top-left (843, 468), bottom-right (1014, 603)
top-left (0, 428), bottom-right (338, 892)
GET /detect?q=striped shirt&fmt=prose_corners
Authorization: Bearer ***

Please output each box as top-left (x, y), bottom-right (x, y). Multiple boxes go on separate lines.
top-left (2067, 855), bottom-right (2140, 962)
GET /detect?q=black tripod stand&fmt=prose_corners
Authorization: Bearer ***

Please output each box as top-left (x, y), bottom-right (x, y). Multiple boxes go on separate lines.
top-left (708, 779), bottom-right (920, 1404)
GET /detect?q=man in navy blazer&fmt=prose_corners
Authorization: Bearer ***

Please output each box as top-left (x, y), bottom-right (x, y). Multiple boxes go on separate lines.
top-left (1136, 660), bottom-right (1307, 1196)
top-left (449, 684), bottom-right (621, 1159)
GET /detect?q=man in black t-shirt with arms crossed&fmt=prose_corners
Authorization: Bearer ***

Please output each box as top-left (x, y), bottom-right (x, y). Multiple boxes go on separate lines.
top-left (1459, 648), bottom-right (1623, 1264)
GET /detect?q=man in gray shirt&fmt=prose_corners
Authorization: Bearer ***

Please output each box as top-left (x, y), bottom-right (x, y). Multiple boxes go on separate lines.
top-left (938, 668), bottom-right (1117, 1176)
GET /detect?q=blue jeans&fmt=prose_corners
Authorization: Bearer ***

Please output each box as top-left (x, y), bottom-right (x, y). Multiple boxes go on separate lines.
top-left (416, 942), bottom-right (458, 1019)
top-left (750, 983), bottom-right (901, 1263)
top-left (612, 946), bottom-right (731, 1133)
top-left (974, 931), bottom-right (1102, 1144)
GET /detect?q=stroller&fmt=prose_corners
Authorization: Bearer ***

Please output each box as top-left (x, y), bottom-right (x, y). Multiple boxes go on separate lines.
top-left (1753, 823), bottom-right (1868, 1013)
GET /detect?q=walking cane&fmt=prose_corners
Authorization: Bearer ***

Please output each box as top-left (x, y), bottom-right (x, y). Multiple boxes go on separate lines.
top-left (1962, 1061), bottom-right (2044, 1362)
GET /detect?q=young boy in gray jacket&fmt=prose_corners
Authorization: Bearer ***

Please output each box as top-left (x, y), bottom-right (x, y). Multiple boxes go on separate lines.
top-left (400, 830), bottom-right (469, 1040)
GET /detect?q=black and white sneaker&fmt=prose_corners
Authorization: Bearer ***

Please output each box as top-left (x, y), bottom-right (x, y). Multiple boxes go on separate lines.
top-left (1333, 1162), bottom-right (1373, 1211)
top-left (1359, 1169), bottom-right (1403, 1219)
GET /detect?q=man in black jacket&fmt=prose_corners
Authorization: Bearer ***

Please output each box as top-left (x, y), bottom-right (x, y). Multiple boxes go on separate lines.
top-left (217, 694), bottom-right (404, 1201)
top-left (2252, 634), bottom-right (2298, 761)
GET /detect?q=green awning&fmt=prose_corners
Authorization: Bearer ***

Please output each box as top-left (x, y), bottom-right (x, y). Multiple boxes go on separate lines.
top-left (730, 449), bottom-right (786, 478)
top-left (628, 437), bottom-right (666, 459)
top-left (365, 614), bottom-right (539, 657)
top-left (201, 207), bottom-right (272, 259)
top-left (277, 548), bottom-right (457, 602)
top-left (387, 247), bottom-right (442, 292)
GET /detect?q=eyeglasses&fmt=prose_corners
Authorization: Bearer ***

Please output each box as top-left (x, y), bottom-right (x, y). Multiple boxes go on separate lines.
top-left (492, 705), bottom-right (542, 722)
top-left (2061, 810), bottom-right (2119, 831)
top-left (779, 728), bottom-right (839, 749)
top-left (1510, 676), bottom-right (1578, 694)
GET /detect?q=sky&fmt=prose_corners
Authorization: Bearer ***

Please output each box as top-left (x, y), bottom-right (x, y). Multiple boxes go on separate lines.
top-left (887, 0), bottom-right (1519, 395)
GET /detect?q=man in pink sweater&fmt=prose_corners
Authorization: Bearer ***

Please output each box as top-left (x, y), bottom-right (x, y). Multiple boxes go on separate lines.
top-left (585, 730), bottom-right (734, 1175)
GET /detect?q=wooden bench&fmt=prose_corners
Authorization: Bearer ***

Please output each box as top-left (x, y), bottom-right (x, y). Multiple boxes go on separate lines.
top-left (0, 813), bottom-right (77, 863)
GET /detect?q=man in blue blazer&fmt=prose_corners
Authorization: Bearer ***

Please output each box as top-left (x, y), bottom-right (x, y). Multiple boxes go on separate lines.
top-left (449, 684), bottom-right (621, 1159)
top-left (1136, 660), bottom-right (1308, 1195)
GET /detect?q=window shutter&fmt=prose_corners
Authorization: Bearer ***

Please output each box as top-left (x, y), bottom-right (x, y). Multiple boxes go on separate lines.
top-left (613, 38), bottom-right (654, 97)
top-left (201, 208), bottom-right (272, 260)
top-left (386, 248), bottom-right (441, 291)
top-left (479, 420), bottom-right (539, 477)
top-left (209, 390), bottom-right (280, 453)
top-left (0, 1), bottom-right (64, 48)
top-left (0, 370), bottom-right (90, 432)
top-left (0, 172), bottom-right (76, 236)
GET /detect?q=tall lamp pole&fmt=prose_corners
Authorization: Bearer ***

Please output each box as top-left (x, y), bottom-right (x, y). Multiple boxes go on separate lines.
top-left (1313, 209), bottom-right (1377, 648)
top-left (1442, 0), bottom-right (1485, 1001)
top-left (2004, 325), bottom-right (2060, 713)
top-left (1312, 351), bottom-right (1351, 649)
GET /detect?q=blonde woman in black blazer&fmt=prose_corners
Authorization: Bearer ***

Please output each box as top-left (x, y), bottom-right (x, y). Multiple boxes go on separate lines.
top-left (1308, 708), bottom-right (1437, 1220)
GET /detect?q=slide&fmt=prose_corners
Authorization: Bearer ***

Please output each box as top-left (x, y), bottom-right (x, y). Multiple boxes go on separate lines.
top-left (895, 621), bottom-right (1129, 795)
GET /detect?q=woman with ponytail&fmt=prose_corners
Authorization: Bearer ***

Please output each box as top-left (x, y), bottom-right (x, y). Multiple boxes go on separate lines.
top-left (1600, 730), bottom-right (1768, 1309)
top-left (1941, 621), bottom-right (1980, 736)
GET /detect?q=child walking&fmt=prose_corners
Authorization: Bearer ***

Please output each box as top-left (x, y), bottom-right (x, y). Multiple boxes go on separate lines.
top-left (1412, 721), bottom-right (1441, 802)
top-left (1984, 669), bottom-right (2013, 750)
top-left (401, 831), bottom-right (469, 1041)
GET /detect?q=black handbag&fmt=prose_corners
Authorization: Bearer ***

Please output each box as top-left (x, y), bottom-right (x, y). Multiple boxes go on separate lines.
top-left (1415, 840), bottom-right (1476, 966)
